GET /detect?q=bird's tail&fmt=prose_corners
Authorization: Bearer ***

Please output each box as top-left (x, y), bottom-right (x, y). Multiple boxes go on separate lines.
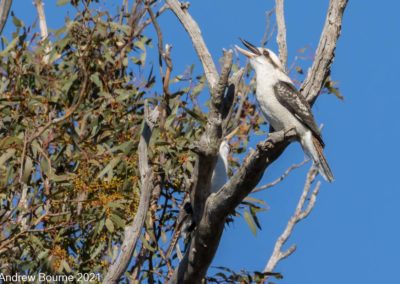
top-left (312, 136), bottom-right (334, 182)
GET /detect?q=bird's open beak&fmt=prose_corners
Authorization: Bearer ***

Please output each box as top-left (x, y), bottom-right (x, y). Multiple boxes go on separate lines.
top-left (235, 38), bottom-right (261, 58)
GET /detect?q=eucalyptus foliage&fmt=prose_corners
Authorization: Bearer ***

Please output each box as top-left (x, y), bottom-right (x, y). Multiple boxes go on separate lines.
top-left (0, 1), bottom-right (267, 281)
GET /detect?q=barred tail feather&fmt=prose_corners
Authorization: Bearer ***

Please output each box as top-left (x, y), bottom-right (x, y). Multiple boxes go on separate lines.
top-left (312, 136), bottom-right (334, 182)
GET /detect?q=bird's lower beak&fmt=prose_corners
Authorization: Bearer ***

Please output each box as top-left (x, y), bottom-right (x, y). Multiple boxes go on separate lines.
top-left (235, 38), bottom-right (261, 58)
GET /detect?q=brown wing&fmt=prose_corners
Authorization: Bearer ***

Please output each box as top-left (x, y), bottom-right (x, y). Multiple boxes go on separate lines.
top-left (274, 80), bottom-right (324, 147)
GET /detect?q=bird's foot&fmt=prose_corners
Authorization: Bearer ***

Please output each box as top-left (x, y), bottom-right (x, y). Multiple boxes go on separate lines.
top-left (284, 127), bottom-right (297, 139)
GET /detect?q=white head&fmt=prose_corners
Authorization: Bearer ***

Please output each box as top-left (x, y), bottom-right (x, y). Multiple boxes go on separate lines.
top-left (235, 39), bottom-right (285, 78)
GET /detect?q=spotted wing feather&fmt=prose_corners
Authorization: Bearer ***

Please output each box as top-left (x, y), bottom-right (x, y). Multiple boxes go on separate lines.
top-left (274, 80), bottom-right (324, 147)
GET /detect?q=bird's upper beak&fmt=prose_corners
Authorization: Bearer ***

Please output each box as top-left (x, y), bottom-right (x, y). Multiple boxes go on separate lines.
top-left (235, 38), bottom-right (261, 58)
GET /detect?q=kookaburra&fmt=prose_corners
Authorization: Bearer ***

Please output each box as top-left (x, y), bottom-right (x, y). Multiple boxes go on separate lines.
top-left (236, 39), bottom-right (334, 182)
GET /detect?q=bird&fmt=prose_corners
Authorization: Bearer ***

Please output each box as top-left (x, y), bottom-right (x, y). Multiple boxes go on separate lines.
top-left (210, 140), bottom-right (230, 193)
top-left (235, 39), bottom-right (334, 182)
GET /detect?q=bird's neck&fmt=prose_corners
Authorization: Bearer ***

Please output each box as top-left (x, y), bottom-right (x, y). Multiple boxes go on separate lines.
top-left (254, 65), bottom-right (292, 91)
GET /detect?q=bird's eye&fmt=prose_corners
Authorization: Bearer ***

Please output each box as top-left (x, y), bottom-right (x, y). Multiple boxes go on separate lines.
top-left (263, 50), bottom-right (269, 57)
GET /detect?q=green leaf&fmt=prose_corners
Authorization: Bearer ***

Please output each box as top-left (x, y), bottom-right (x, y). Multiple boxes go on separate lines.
top-left (244, 210), bottom-right (257, 236)
top-left (109, 22), bottom-right (131, 35)
top-left (90, 243), bottom-right (106, 260)
top-left (97, 156), bottom-right (122, 179)
top-left (37, 250), bottom-right (49, 260)
top-left (0, 137), bottom-right (22, 149)
top-left (110, 213), bottom-right (125, 228)
top-left (105, 218), bottom-right (114, 233)
top-left (61, 73), bottom-right (78, 93)
top-left (47, 173), bottom-right (73, 182)
top-left (115, 89), bottom-right (134, 102)
top-left (12, 15), bottom-right (24, 28)
top-left (60, 259), bottom-right (72, 273)
top-left (182, 106), bottom-right (206, 124)
top-left (0, 37), bottom-right (19, 57)
top-left (96, 219), bottom-right (105, 235)
top-left (110, 141), bottom-right (134, 154)
top-left (243, 196), bottom-right (267, 206)
top-left (140, 235), bottom-right (155, 252)
top-left (161, 230), bottom-right (167, 243)
top-left (90, 72), bottom-right (103, 90)
top-left (0, 149), bottom-right (16, 167)
top-left (22, 157), bottom-right (33, 183)
top-left (107, 201), bottom-right (125, 209)
top-left (57, 0), bottom-right (70, 6)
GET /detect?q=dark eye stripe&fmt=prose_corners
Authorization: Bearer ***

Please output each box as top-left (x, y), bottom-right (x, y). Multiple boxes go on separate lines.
top-left (267, 56), bottom-right (279, 69)
top-left (263, 49), bottom-right (280, 69)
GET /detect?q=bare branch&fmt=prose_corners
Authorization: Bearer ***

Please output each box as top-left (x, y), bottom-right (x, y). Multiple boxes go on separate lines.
top-left (165, 0), bottom-right (218, 88)
top-left (264, 167), bottom-right (321, 275)
top-left (119, 0), bottom-right (128, 24)
top-left (103, 103), bottom-right (159, 284)
top-left (146, 1), bottom-right (165, 76)
top-left (252, 159), bottom-right (309, 193)
top-left (212, 50), bottom-right (232, 110)
top-left (190, 50), bottom-right (232, 224)
top-left (133, 4), bottom-right (169, 38)
top-left (146, 3), bottom-right (173, 96)
top-left (0, 0), bottom-right (12, 35)
top-left (261, 9), bottom-right (275, 47)
top-left (33, 0), bottom-right (51, 64)
top-left (275, 0), bottom-right (288, 69)
top-left (300, 0), bottom-right (348, 103)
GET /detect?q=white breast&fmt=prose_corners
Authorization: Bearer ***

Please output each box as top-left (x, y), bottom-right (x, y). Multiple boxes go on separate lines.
top-left (254, 68), bottom-right (304, 133)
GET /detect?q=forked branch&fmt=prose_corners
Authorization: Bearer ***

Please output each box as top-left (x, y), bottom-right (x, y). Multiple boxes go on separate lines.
top-left (263, 167), bottom-right (321, 275)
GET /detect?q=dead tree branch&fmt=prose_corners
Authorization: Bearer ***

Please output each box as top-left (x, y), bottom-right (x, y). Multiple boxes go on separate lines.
top-left (301, 0), bottom-right (348, 104)
top-left (275, 0), bottom-right (288, 69)
top-left (264, 167), bottom-right (321, 275)
top-left (191, 49), bottom-right (232, 224)
top-left (166, 0), bottom-right (218, 88)
top-left (33, 0), bottom-right (50, 64)
top-left (103, 103), bottom-right (159, 284)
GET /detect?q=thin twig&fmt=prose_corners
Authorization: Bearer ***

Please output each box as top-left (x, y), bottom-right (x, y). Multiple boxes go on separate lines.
top-left (252, 159), bottom-right (309, 193)
top-left (166, 0), bottom-right (218, 88)
top-left (261, 9), bottom-right (275, 47)
top-left (119, 0), bottom-right (128, 24)
top-left (146, 1), bottom-right (165, 78)
top-left (263, 167), bottom-right (321, 275)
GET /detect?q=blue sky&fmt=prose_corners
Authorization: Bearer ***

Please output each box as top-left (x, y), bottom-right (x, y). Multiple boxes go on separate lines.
top-left (5, 0), bottom-right (400, 283)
